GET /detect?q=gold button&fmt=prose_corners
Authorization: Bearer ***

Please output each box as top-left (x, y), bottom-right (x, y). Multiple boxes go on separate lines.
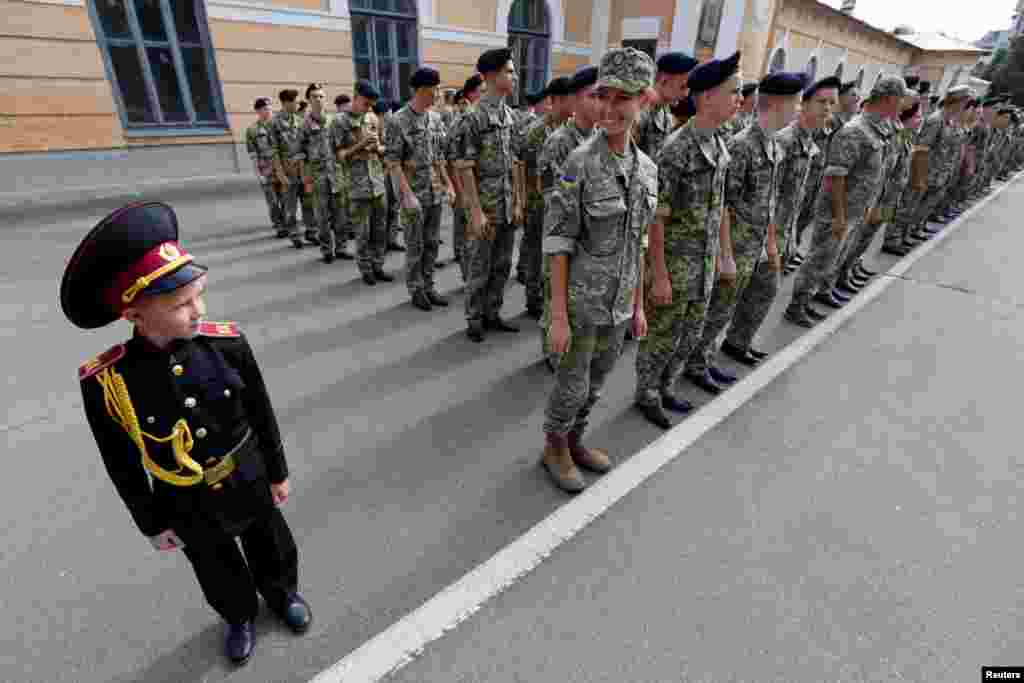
top-left (146, 416), bottom-right (155, 424)
top-left (223, 389), bottom-right (231, 398)
top-left (184, 397), bottom-right (197, 409)
top-left (171, 364), bottom-right (184, 376)
top-left (196, 427), bottom-right (208, 438)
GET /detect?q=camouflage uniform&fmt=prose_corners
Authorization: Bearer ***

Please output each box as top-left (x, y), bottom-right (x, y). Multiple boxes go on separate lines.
top-left (881, 121), bottom-right (916, 249)
top-left (634, 102), bottom-right (675, 159)
top-left (724, 121), bottom-right (818, 351)
top-left (685, 121), bottom-right (778, 376)
top-left (332, 110), bottom-right (388, 274)
top-left (790, 126), bottom-right (831, 261)
top-left (544, 129), bottom-right (656, 435)
top-left (453, 94), bottom-right (517, 322)
top-left (297, 110), bottom-right (339, 255)
top-left (789, 112), bottom-right (891, 311)
top-left (269, 109), bottom-right (306, 239)
top-left (910, 110), bottom-right (962, 232)
top-left (445, 111), bottom-right (469, 279)
top-left (967, 122), bottom-right (993, 198)
top-left (385, 105), bottom-right (448, 296)
top-left (634, 120), bottom-right (729, 406)
top-left (516, 114), bottom-right (563, 313)
top-left (245, 118), bottom-right (284, 232)
top-left (512, 108), bottom-right (540, 282)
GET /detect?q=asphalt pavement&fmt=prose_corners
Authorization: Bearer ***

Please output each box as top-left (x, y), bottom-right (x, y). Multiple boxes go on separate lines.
top-left (3, 178), bottom-right (1021, 683)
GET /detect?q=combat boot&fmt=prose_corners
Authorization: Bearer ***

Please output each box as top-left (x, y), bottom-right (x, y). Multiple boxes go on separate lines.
top-left (567, 430), bottom-right (612, 474)
top-left (784, 305), bottom-right (816, 328)
top-left (542, 432), bottom-right (585, 492)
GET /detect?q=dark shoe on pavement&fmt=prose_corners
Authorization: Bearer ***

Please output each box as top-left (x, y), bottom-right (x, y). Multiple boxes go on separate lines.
top-left (373, 269), bottom-right (395, 282)
top-left (225, 621), bottom-right (256, 665)
top-left (304, 231), bottom-right (320, 245)
top-left (274, 593), bottom-right (313, 634)
top-left (484, 317), bottom-right (519, 332)
top-left (814, 292), bottom-right (844, 309)
top-left (709, 365), bottom-right (738, 383)
top-left (856, 263), bottom-right (878, 277)
top-left (336, 250), bottom-right (355, 260)
top-left (882, 244), bottom-right (910, 256)
top-left (276, 229), bottom-right (289, 238)
top-left (805, 305), bottom-right (828, 322)
top-left (467, 318), bottom-right (485, 342)
top-left (830, 288), bottom-right (852, 303)
top-left (322, 251), bottom-right (335, 264)
top-left (435, 260), bottom-right (447, 269)
top-left (661, 393), bottom-right (694, 413)
top-left (291, 237), bottom-right (304, 249)
top-left (635, 401), bottom-right (672, 429)
top-left (426, 290), bottom-right (449, 306)
top-left (412, 290), bottom-right (432, 311)
top-left (362, 272), bottom-right (377, 286)
top-left (688, 370), bottom-right (724, 395)
top-left (747, 348), bottom-right (768, 361)
top-left (721, 341), bottom-right (759, 367)
top-left (516, 271), bottom-right (526, 285)
top-left (784, 307), bottom-right (816, 328)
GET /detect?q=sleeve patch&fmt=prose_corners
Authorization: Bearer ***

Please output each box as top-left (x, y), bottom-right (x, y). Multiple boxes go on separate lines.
top-left (79, 344), bottom-right (126, 381)
top-left (198, 320), bottom-right (241, 338)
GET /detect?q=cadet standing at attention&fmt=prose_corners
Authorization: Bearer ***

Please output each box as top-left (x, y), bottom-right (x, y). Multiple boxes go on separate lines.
top-left (298, 83), bottom-right (342, 262)
top-left (385, 67), bottom-right (456, 312)
top-left (541, 47), bottom-right (656, 492)
top-left (453, 48), bottom-right (521, 342)
top-left (634, 52), bottom-right (698, 159)
top-left (245, 97), bottom-right (286, 238)
top-left (632, 52), bottom-right (739, 430)
top-left (333, 80), bottom-right (394, 282)
top-left (269, 89), bottom-right (307, 247)
top-left (62, 202), bottom-right (311, 666)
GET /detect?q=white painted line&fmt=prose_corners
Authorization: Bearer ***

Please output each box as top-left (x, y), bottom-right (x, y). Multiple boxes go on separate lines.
top-left (309, 172), bottom-right (1022, 683)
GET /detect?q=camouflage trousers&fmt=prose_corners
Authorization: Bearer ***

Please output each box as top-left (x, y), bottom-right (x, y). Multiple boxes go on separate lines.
top-left (258, 177), bottom-right (284, 230)
top-left (789, 217), bottom-right (857, 309)
top-left (279, 175), bottom-right (303, 235)
top-left (913, 182), bottom-right (950, 230)
top-left (386, 177), bottom-right (401, 245)
top-left (334, 179), bottom-right (352, 241)
top-left (520, 199), bottom-right (545, 311)
top-left (887, 187), bottom-right (925, 247)
top-left (402, 202), bottom-right (442, 295)
top-left (725, 256), bottom-right (780, 352)
top-left (634, 254), bottom-right (710, 405)
top-left (452, 206), bottom-right (469, 281)
top-left (544, 320), bottom-right (629, 436)
top-left (464, 218), bottom-right (515, 321)
top-left (352, 194), bottom-right (387, 275)
top-left (306, 162), bottom-right (342, 255)
top-left (835, 215), bottom-right (887, 286)
top-left (685, 251), bottom-right (757, 377)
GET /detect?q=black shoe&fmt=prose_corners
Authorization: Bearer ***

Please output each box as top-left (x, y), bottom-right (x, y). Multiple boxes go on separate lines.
top-left (274, 593), bottom-right (312, 634)
top-left (660, 393), bottom-right (694, 414)
top-left (322, 251), bottom-right (335, 264)
top-left (830, 288), bottom-right (852, 303)
top-left (709, 365), bottom-right (739, 384)
top-left (305, 232), bottom-right (320, 245)
top-left (850, 272), bottom-right (870, 287)
top-left (856, 263), bottom-right (878, 277)
top-left (635, 401), bottom-right (671, 429)
top-left (275, 229), bottom-right (289, 238)
top-left (784, 308), bottom-right (816, 328)
top-left (516, 271), bottom-right (526, 285)
top-left (412, 291), bottom-right (432, 311)
top-left (225, 621), bottom-right (255, 665)
top-left (688, 370), bottom-right (724, 395)
top-left (525, 307), bottom-right (543, 320)
top-left (388, 242), bottom-right (406, 252)
top-left (836, 282), bottom-right (860, 297)
top-left (467, 319), bottom-right (485, 342)
top-left (336, 251), bottom-right (355, 260)
top-left (362, 272), bottom-right (377, 286)
top-left (721, 341), bottom-right (759, 367)
top-left (291, 237), bottom-right (304, 249)
top-left (881, 244), bottom-right (910, 256)
top-left (426, 290), bottom-right (449, 306)
top-left (814, 292), bottom-right (844, 309)
top-left (373, 269), bottom-right (395, 282)
top-left (435, 260), bottom-right (447, 269)
top-left (545, 355), bottom-right (558, 373)
top-left (805, 305), bottom-right (827, 322)
top-left (484, 317), bottom-right (519, 332)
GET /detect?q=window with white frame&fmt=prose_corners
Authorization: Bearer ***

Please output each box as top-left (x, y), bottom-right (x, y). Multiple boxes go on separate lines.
top-left (350, 0), bottom-right (419, 104)
top-left (508, 0), bottom-right (550, 107)
top-left (87, 0), bottom-right (226, 131)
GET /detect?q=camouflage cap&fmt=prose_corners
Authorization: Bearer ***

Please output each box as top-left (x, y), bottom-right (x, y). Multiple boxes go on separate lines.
top-left (864, 75), bottom-right (909, 102)
top-left (597, 47), bottom-right (655, 96)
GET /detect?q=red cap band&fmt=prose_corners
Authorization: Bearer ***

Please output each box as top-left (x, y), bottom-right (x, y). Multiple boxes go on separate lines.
top-left (104, 241), bottom-right (194, 313)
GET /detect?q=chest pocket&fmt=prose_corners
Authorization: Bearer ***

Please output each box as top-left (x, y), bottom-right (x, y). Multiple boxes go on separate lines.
top-left (480, 116), bottom-right (511, 170)
top-left (582, 191), bottom-right (627, 257)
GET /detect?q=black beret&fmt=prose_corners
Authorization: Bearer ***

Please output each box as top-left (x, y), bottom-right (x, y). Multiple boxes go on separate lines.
top-left (410, 67), bottom-right (440, 89)
top-left (355, 79), bottom-right (381, 100)
top-left (670, 95), bottom-right (696, 119)
top-left (903, 75), bottom-right (920, 89)
top-left (254, 97), bottom-right (272, 111)
top-left (464, 74), bottom-right (484, 93)
top-left (477, 48), bottom-right (513, 74)
top-left (759, 71), bottom-right (809, 96)
top-left (524, 89), bottom-right (547, 105)
top-left (656, 51), bottom-right (699, 75)
top-left (278, 89), bottom-right (299, 102)
top-left (900, 102), bottom-right (920, 121)
top-left (305, 82), bottom-right (324, 99)
top-left (838, 80), bottom-right (858, 95)
top-left (740, 82), bottom-right (758, 98)
top-left (567, 65), bottom-right (599, 93)
top-left (334, 94), bottom-right (351, 107)
top-left (687, 51), bottom-right (741, 94)
top-left (390, 101), bottom-right (402, 113)
top-left (545, 76), bottom-right (572, 97)
top-left (918, 81), bottom-right (931, 95)
top-left (803, 75), bottom-right (841, 101)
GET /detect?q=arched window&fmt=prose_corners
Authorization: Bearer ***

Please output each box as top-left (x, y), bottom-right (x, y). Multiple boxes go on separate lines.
top-left (350, 0), bottom-right (419, 103)
top-left (768, 47), bottom-right (786, 73)
top-left (508, 0), bottom-right (550, 106)
top-left (806, 55), bottom-right (818, 82)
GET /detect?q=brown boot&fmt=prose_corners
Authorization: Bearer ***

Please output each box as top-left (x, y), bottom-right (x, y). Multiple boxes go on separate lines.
top-left (542, 432), bottom-right (586, 493)
top-left (568, 430), bottom-right (612, 474)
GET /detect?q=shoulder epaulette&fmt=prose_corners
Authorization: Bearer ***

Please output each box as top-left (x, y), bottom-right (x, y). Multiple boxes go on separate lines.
top-left (198, 320), bottom-right (241, 338)
top-left (79, 344), bottom-right (126, 381)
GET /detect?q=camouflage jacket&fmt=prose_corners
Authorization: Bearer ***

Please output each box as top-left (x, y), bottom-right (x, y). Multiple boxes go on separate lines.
top-left (773, 122), bottom-right (820, 240)
top-left (725, 121), bottom-right (781, 253)
top-left (539, 120), bottom-right (592, 202)
top-left (511, 109), bottom-right (538, 145)
top-left (384, 105), bottom-right (448, 206)
top-left (634, 103), bottom-right (675, 159)
top-left (971, 124), bottom-right (992, 172)
top-left (517, 115), bottom-right (565, 202)
top-left (268, 110), bottom-right (305, 170)
top-left (655, 120), bottom-right (731, 302)
top-left (245, 119), bottom-right (275, 178)
top-left (452, 94), bottom-right (516, 223)
top-left (799, 126), bottom-right (831, 219)
top-left (331, 110), bottom-right (386, 200)
top-left (917, 110), bottom-right (961, 187)
top-left (720, 112), bottom-right (751, 139)
top-left (818, 111), bottom-right (893, 225)
top-left (878, 120), bottom-right (913, 212)
top-left (297, 111), bottom-right (337, 189)
top-left (543, 130), bottom-right (657, 326)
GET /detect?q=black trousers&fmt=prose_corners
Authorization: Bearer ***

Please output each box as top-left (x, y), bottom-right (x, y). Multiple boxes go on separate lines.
top-left (182, 507), bottom-right (298, 625)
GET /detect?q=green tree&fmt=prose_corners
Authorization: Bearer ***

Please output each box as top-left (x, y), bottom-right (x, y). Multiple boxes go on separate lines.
top-left (991, 37), bottom-right (1024, 105)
